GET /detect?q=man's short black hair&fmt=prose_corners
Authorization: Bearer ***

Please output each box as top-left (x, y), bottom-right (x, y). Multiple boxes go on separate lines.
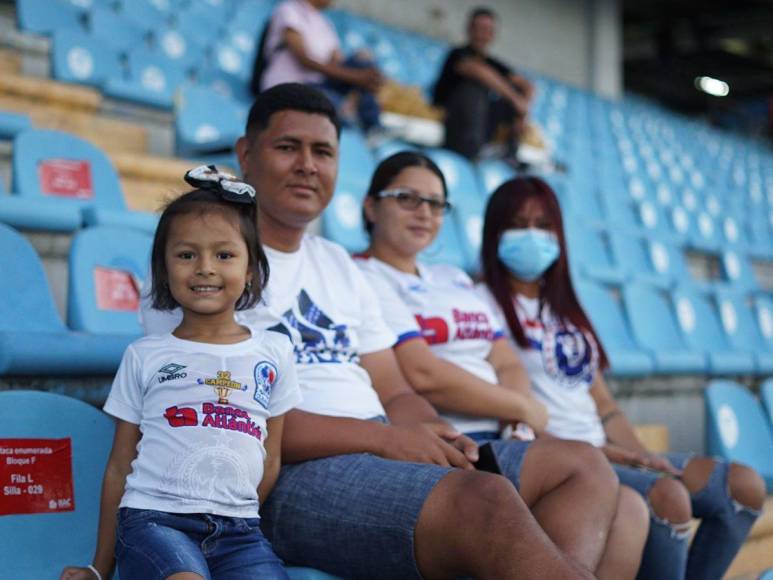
top-left (244, 83), bottom-right (341, 142)
top-left (469, 6), bottom-right (497, 24)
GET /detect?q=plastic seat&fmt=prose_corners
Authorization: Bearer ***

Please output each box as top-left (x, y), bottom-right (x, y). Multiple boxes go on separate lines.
top-left (151, 26), bottom-right (207, 73)
top-left (0, 391), bottom-right (115, 578)
top-left (424, 149), bottom-right (486, 271)
top-left (16, 0), bottom-right (85, 34)
top-left (705, 381), bottom-right (773, 492)
top-left (0, 110), bottom-right (32, 139)
top-left (118, 0), bottom-right (171, 34)
top-left (671, 286), bottom-right (755, 374)
top-left (717, 249), bottom-right (760, 293)
top-left (5, 129), bottom-right (157, 233)
top-left (89, 5), bottom-right (148, 54)
top-left (68, 226), bottom-right (152, 335)
top-left (621, 282), bottom-right (706, 373)
top-left (476, 160), bottom-right (515, 197)
top-left (753, 294), bottom-right (773, 352)
top-left (0, 224), bottom-right (131, 375)
top-left (713, 290), bottom-right (773, 374)
top-left (104, 48), bottom-right (186, 109)
top-left (574, 279), bottom-right (654, 376)
top-left (51, 28), bottom-right (121, 89)
top-left (608, 231), bottom-right (671, 288)
top-left (175, 86), bottom-right (244, 156)
top-left (564, 222), bottom-right (624, 284)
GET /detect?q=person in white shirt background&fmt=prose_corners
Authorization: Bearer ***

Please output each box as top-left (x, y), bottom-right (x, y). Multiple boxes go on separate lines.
top-left (61, 171), bottom-right (301, 580)
top-left (476, 175), bottom-right (766, 580)
top-left (357, 150), bottom-right (650, 580)
top-left (140, 83), bottom-right (596, 580)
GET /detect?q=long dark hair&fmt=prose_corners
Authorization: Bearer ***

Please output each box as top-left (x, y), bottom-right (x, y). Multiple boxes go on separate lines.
top-left (480, 176), bottom-right (609, 369)
top-left (362, 151), bottom-right (448, 234)
top-left (149, 189), bottom-right (269, 312)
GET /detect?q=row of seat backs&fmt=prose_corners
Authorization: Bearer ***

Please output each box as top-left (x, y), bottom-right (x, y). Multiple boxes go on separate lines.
top-left (576, 278), bottom-right (773, 377)
top-left (0, 389), bottom-right (341, 580)
top-left (0, 128), bottom-right (157, 233)
top-left (0, 223), bottom-right (149, 375)
top-left (705, 380), bottom-right (773, 492)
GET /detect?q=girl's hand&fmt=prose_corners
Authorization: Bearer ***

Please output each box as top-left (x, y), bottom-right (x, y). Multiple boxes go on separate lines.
top-left (521, 398), bottom-right (549, 433)
top-left (637, 453), bottom-right (683, 477)
top-left (60, 566), bottom-right (102, 580)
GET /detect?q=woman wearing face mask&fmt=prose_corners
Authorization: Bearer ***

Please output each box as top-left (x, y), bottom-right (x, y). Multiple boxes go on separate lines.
top-left (356, 151), bottom-right (650, 580)
top-left (476, 176), bottom-right (766, 580)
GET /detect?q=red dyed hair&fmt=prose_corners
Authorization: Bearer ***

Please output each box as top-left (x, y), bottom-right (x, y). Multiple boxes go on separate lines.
top-left (480, 176), bottom-right (609, 370)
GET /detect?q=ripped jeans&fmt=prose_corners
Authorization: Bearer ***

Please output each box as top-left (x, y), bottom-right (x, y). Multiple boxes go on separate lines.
top-left (614, 453), bottom-right (761, 580)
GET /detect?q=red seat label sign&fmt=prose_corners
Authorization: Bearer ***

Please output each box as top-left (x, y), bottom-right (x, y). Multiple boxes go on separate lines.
top-left (95, 267), bottom-right (140, 312)
top-left (0, 438), bottom-right (75, 516)
top-left (38, 159), bottom-right (94, 199)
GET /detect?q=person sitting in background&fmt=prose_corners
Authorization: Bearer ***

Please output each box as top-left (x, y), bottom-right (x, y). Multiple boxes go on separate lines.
top-left (356, 151), bottom-right (650, 580)
top-left (433, 6), bottom-right (535, 160)
top-left (476, 175), bottom-right (767, 580)
top-left (255, 0), bottom-right (384, 133)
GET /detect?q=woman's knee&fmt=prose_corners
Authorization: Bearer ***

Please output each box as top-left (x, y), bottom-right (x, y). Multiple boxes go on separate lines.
top-left (569, 441), bottom-right (618, 489)
top-left (728, 463), bottom-right (766, 511)
top-left (648, 477), bottom-right (692, 523)
top-left (618, 485), bottom-right (650, 531)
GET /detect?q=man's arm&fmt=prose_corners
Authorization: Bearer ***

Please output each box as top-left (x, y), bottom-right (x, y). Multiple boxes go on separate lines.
top-left (283, 28), bottom-right (382, 91)
top-left (280, 348), bottom-right (476, 468)
top-left (454, 57), bottom-right (528, 115)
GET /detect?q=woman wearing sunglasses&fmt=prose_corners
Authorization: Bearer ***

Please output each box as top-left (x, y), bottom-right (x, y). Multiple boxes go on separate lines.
top-left (355, 151), bottom-right (649, 580)
top-left (475, 175), bottom-right (766, 580)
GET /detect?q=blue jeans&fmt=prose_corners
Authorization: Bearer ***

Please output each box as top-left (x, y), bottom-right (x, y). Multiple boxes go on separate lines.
top-left (315, 55), bottom-right (382, 131)
top-left (615, 453), bottom-right (761, 580)
top-left (466, 431), bottom-right (531, 491)
top-left (116, 508), bottom-right (288, 580)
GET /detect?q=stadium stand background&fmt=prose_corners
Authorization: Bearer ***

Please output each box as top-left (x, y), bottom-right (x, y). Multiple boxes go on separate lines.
top-left (0, 0), bottom-right (772, 577)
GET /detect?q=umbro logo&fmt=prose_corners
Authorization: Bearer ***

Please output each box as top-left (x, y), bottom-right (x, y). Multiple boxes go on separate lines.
top-left (158, 363), bottom-right (187, 383)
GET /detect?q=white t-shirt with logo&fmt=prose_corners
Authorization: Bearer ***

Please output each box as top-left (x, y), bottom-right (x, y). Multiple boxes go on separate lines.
top-left (357, 257), bottom-right (503, 434)
top-left (140, 235), bottom-right (395, 421)
top-left (476, 285), bottom-right (606, 447)
top-left (261, 0), bottom-right (341, 90)
top-left (104, 329), bottom-right (301, 518)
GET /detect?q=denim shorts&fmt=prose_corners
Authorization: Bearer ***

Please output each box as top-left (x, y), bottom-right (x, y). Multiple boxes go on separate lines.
top-left (116, 508), bottom-right (288, 580)
top-left (260, 452), bottom-right (454, 579)
top-left (613, 452), bottom-right (695, 497)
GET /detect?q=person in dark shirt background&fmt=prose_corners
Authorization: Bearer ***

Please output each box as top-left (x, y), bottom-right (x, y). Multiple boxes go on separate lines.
top-left (433, 7), bottom-right (535, 160)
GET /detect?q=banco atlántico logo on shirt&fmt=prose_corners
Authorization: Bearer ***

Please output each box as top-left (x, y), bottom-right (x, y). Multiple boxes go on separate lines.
top-left (268, 289), bottom-right (358, 364)
top-left (157, 363), bottom-right (187, 383)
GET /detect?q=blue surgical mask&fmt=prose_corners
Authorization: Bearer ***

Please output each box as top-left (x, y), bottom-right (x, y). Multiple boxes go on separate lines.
top-left (498, 228), bottom-right (560, 281)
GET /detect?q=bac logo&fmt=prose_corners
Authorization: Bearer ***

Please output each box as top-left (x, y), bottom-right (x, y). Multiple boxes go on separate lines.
top-left (164, 406), bottom-right (198, 428)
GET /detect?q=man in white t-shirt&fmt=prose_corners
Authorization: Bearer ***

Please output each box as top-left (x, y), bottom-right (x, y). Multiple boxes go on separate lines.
top-left (141, 83), bottom-right (591, 579)
top-left (257, 0), bottom-right (384, 132)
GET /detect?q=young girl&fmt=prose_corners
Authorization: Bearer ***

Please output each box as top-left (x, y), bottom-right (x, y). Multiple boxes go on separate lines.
top-left (61, 166), bottom-right (301, 580)
top-left (476, 175), bottom-right (766, 580)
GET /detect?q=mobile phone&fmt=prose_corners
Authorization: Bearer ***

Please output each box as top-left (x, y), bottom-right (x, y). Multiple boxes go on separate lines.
top-left (474, 442), bottom-right (503, 475)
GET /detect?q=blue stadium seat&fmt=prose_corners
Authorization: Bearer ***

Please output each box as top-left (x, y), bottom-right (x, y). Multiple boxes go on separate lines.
top-left (574, 279), bottom-right (654, 376)
top-left (753, 294), bottom-right (773, 352)
top-left (762, 378), bottom-right (773, 430)
top-left (117, 0), bottom-right (172, 34)
top-left (150, 26), bottom-right (207, 74)
top-left (0, 110), bottom-right (32, 139)
top-left (564, 222), bottom-right (624, 284)
top-left (424, 149), bottom-right (485, 271)
top-left (718, 249), bottom-right (760, 293)
top-left (88, 5), bottom-right (148, 54)
top-left (51, 28), bottom-right (121, 89)
top-left (0, 223), bottom-right (131, 375)
top-left (68, 226), bottom-right (152, 336)
top-left (16, 0), bottom-right (85, 35)
top-left (621, 282), bottom-right (706, 373)
top-left (104, 48), bottom-right (186, 109)
top-left (7, 129), bottom-right (157, 233)
top-left (705, 381), bottom-right (773, 492)
top-left (759, 569), bottom-right (773, 580)
top-left (671, 286), bottom-right (756, 374)
top-left (0, 391), bottom-right (115, 579)
top-left (607, 231), bottom-right (671, 289)
top-left (419, 218), bottom-right (468, 272)
top-left (476, 160), bottom-right (515, 197)
top-left (713, 290), bottom-right (773, 374)
top-left (175, 86), bottom-right (244, 156)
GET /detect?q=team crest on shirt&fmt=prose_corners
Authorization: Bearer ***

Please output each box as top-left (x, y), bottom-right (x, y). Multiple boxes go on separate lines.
top-left (253, 361), bottom-right (278, 409)
top-left (197, 371), bottom-right (245, 404)
top-left (541, 323), bottom-right (598, 388)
